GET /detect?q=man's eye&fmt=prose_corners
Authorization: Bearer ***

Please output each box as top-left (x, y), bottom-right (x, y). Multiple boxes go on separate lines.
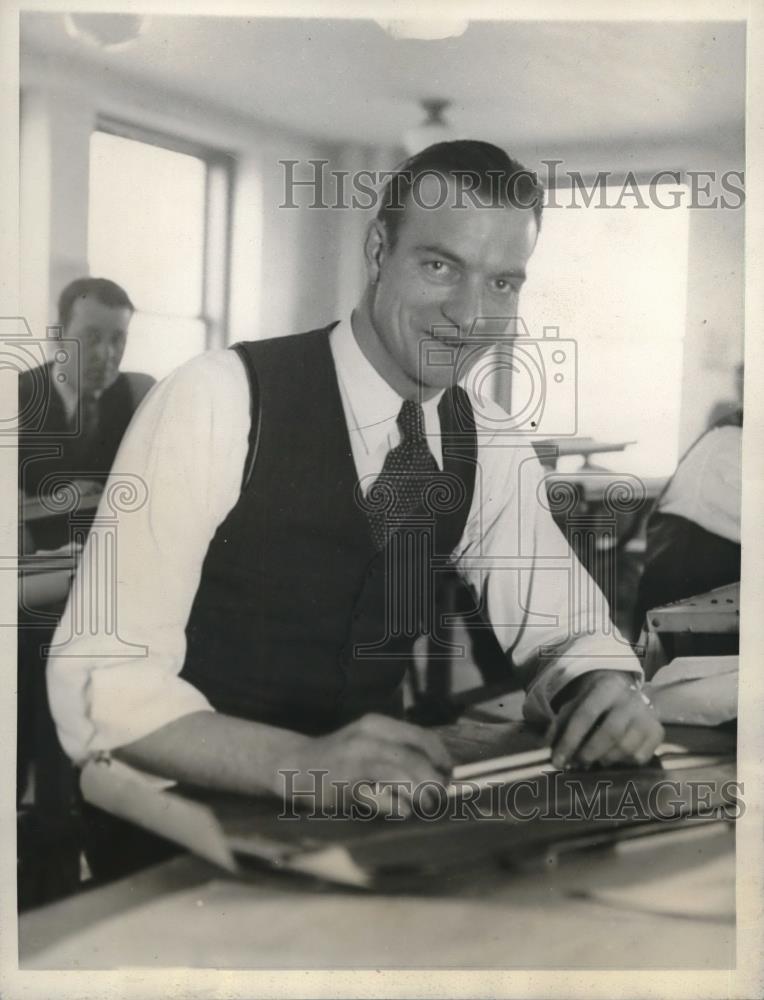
top-left (492, 278), bottom-right (517, 294)
top-left (424, 260), bottom-right (453, 278)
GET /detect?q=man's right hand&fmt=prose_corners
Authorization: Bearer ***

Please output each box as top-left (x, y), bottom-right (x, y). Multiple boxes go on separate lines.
top-left (284, 713), bottom-right (453, 817)
top-left (114, 710), bottom-right (452, 817)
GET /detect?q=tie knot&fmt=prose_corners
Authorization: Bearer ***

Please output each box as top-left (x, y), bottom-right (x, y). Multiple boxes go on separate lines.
top-left (397, 399), bottom-right (426, 444)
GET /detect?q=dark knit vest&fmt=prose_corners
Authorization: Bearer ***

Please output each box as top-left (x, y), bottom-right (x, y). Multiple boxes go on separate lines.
top-left (181, 326), bottom-right (477, 735)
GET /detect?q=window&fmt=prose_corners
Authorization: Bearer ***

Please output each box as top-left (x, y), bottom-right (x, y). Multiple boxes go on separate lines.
top-left (88, 123), bottom-right (231, 381)
top-left (516, 181), bottom-right (690, 477)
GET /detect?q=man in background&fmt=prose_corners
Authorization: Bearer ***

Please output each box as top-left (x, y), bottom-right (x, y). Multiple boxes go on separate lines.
top-left (17, 277), bottom-right (155, 906)
top-left (19, 276), bottom-right (155, 508)
top-left (634, 405), bottom-right (743, 633)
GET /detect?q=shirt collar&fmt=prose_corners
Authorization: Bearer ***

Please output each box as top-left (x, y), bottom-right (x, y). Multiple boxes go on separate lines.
top-left (329, 318), bottom-right (444, 456)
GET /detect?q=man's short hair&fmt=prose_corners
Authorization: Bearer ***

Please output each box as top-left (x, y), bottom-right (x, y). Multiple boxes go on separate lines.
top-left (57, 277), bottom-right (135, 330)
top-left (376, 140), bottom-right (544, 249)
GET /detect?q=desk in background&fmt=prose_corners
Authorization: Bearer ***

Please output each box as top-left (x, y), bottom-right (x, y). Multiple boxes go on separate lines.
top-left (540, 469), bottom-right (667, 642)
top-left (641, 582), bottom-right (740, 678)
top-left (21, 488), bottom-right (101, 524)
top-left (534, 436), bottom-right (637, 470)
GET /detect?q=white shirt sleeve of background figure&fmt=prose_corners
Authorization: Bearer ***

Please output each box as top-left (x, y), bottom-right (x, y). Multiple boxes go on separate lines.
top-left (658, 426), bottom-right (742, 544)
top-left (454, 427), bottom-right (642, 729)
top-left (47, 350), bottom-right (251, 766)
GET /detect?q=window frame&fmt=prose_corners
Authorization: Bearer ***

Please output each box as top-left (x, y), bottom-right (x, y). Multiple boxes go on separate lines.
top-left (510, 174), bottom-right (691, 478)
top-left (91, 117), bottom-right (235, 352)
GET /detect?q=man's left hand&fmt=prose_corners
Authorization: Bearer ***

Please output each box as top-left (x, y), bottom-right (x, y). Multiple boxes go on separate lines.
top-left (548, 670), bottom-right (664, 770)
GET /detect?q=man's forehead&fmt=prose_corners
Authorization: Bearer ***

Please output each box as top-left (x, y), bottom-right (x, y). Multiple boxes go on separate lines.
top-left (70, 296), bottom-right (131, 328)
top-left (395, 174), bottom-right (538, 261)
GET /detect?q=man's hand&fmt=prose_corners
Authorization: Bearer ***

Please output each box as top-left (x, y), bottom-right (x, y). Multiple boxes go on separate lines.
top-left (285, 713), bottom-right (452, 817)
top-left (115, 711), bottom-right (451, 813)
top-left (547, 671), bottom-right (664, 770)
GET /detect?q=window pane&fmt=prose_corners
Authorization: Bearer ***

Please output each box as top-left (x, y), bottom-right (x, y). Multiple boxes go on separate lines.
top-left (120, 313), bottom-right (207, 382)
top-left (518, 184), bottom-right (689, 477)
top-left (88, 131), bottom-right (206, 317)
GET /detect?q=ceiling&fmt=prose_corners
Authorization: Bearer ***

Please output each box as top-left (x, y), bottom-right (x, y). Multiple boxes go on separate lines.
top-left (20, 14), bottom-right (745, 150)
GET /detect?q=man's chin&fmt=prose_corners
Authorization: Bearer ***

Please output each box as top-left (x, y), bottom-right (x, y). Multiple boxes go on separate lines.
top-left (417, 343), bottom-right (491, 391)
top-left (83, 372), bottom-right (118, 394)
top-left (413, 369), bottom-right (457, 396)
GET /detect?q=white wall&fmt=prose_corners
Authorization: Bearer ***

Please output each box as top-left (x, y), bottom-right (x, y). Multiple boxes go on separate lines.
top-left (19, 50), bottom-right (381, 349)
top-left (680, 195), bottom-right (745, 448)
top-left (518, 138), bottom-right (745, 454)
top-left (21, 49), bottom-right (745, 457)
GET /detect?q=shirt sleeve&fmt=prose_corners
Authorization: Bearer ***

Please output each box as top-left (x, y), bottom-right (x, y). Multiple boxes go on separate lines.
top-left (453, 435), bottom-right (643, 728)
top-left (658, 427), bottom-right (742, 543)
top-left (46, 349), bottom-right (251, 765)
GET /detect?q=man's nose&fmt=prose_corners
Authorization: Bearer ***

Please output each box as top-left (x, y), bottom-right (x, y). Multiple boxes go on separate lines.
top-left (440, 280), bottom-right (484, 337)
top-left (91, 339), bottom-right (116, 363)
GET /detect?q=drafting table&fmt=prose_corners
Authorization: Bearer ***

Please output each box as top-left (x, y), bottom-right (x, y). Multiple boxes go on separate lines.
top-left (18, 820), bottom-right (734, 970)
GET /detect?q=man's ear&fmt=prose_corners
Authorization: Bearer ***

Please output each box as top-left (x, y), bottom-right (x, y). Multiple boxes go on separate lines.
top-left (364, 219), bottom-right (388, 284)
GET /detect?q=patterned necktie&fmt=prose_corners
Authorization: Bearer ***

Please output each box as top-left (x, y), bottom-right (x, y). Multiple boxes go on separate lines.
top-left (364, 399), bottom-right (439, 549)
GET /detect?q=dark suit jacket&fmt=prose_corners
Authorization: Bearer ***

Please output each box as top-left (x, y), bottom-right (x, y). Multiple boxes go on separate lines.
top-left (17, 364), bottom-right (155, 829)
top-left (18, 363), bottom-right (155, 499)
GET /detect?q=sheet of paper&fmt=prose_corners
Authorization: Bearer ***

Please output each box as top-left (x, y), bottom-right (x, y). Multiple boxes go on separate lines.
top-left (646, 657), bottom-right (738, 725)
top-left (80, 759), bottom-right (238, 873)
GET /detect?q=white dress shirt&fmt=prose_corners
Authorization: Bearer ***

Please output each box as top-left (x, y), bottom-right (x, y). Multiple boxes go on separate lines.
top-left (48, 320), bottom-right (641, 766)
top-left (658, 426), bottom-right (742, 544)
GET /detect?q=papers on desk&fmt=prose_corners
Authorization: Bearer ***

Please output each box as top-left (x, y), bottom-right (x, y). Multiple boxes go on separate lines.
top-left (645, 656), bottom-right (738, 726)
top-left (80, 723), bottom-right (737, 891)
top-left (19, 540), bottom-right (82, 574)
top-left (18, 541), bottom-right (82, 608)
top-left (447, 740), bottom-right (734, 798)
top-left (21, 480), bottom-right (103, 526)
top-left (80, 759), bottom-right (372, 889)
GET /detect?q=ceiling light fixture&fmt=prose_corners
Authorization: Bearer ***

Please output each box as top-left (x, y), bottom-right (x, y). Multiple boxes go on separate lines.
top-left (376, 19), bottom-right (469, 41)
top-left (403, 99), bottom-right (455, 156)
top-left (63, 13), bottom-right (151, 50)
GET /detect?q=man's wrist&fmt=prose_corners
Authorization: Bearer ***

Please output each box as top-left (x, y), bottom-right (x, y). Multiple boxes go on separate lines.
top-left (263, 728), bottom-right (313, 798)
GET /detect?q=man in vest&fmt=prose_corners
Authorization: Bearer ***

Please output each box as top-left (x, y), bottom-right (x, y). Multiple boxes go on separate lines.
top-left (48, 143), bottom-right (663, 828)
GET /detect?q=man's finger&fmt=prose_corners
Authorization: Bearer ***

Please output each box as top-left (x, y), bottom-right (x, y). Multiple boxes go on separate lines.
top-left (551, 679), bottom-right (626, 768)
top-left (545, 695), bottom-right (577, 745)
top-left (597, 718), bottom-right (654, 766)
top-left (365, 747), bottom-right (444, 798)
top-left (575, 711), bottom-right (631, 765)
top-left (632, 720), bottom-right (666, 765)
top-left (358, 714), bottom-right (452, 772)
top-left (360, 782), bottom-right (412, 819)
